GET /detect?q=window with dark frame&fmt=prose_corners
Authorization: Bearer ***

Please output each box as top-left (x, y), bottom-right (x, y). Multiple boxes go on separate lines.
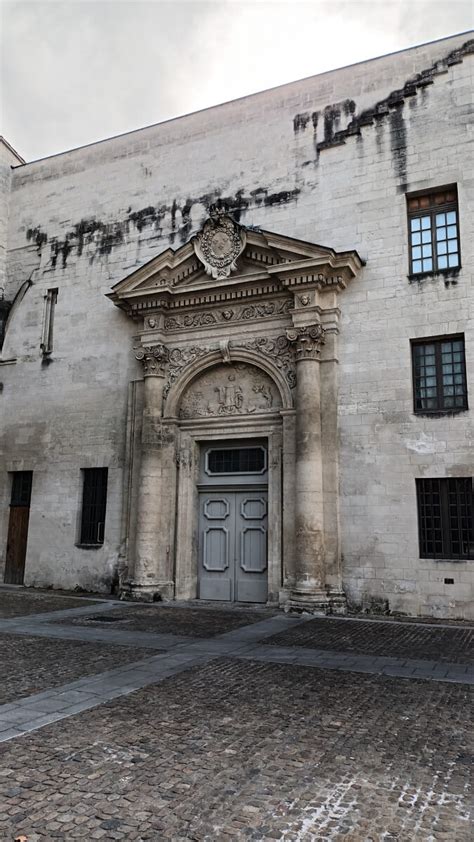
top-left (412, 335), bottom-right (468, 414)
top-left (79, 468), bottom-right (108, 545)
top-left (207, 447), bottom-right (266, 474)
top-left (416, 478), bottom-right (474, 560)
top-left (10, 472), bottom-right (33, 507)
top-left (407, 187), bottom-right (460, 276)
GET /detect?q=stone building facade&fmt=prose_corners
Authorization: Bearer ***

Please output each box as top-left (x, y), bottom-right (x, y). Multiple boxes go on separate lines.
top-left (1, 33), bottom-right (473, 618)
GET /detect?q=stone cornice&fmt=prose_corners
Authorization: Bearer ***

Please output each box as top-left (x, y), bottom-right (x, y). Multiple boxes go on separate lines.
top-left (108, 219), bottom-right (364, 317)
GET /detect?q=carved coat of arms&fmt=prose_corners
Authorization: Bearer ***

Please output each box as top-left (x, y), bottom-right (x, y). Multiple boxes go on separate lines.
top-left (193, 207), bottom-right (246, 279)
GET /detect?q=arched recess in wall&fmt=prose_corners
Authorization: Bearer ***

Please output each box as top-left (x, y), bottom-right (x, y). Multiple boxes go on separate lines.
top-left (164, 348), bottom-right (294, 420)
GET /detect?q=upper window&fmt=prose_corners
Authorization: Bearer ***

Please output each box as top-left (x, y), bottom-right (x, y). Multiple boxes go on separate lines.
top-left (206, 447), bottom-right (266, 475)
top-left (407, 187), bottom-right (460, 276)
top-left (412, 335), bottom-right (468, 414)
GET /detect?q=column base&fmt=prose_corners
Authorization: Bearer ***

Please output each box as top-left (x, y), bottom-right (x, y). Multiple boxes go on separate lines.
top-left (120, 580), bottom-right (175, 603)
top-left (287, 587), bottom-right (347, 615)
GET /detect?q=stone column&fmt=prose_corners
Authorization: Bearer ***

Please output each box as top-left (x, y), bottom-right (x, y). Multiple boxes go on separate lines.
top-left (287, 324), bottom-right (330, 611)
top-left (128, 344), bottom-right (174, 601)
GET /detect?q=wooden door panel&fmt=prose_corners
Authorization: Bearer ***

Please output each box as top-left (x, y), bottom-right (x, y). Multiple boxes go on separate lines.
top-left (235, 492), bottom-right (268, 603)
top-left (199, 492), bottom-right (234, 601)
top-left (5, 506), bottom-right (30, 584)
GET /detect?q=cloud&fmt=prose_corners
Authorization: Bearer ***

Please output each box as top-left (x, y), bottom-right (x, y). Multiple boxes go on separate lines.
top-left (1, 0), bottom-right (472, 160)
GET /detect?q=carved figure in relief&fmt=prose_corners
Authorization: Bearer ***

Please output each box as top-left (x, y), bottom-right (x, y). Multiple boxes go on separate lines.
top-left (212, 374), bottom-right (244, 415)
top-left (253, 384), bottom-right (273, 409)
top-left (178, 363), bottom-right (282, 419)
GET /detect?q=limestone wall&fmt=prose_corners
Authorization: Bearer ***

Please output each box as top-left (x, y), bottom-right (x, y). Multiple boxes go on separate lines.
top-left (1, 33), bottom-right (472, 615)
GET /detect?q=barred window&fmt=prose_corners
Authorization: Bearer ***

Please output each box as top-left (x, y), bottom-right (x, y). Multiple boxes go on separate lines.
top-left (407, 187), bottom-right (460, 276)
top-left (80, 468), bottom-right (108, 545)
top-left (412, 336), bottom-right (468, 414)
top-left (416, 478), bottom-right (474, 560)
top-left (206, 447), bottom-right (266, 475)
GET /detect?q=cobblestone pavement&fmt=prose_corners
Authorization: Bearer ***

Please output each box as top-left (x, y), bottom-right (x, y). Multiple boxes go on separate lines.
top-left (56, 604), bottom-right (277, 636)
top-left (265, 616), bottom-right (474, 664)
top-left (0, 634), bottom-right (157, 705)
top-left (0, 592), bottom-right (472, 840)
top-left (0, 658), bottom-right (472, 841)
top-left (0, 590), bottom-right (100, 618)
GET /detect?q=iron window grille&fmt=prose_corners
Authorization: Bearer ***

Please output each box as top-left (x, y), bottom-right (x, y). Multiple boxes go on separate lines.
top-left (206, 447), bottom-right (266, 475)
top-left (80, 468), bottom-right (108, 545)
top-left (411, 335), bottom-right (468, 414)
top-left (10, 472), bottom-right (33, 507)
top-left (407, 187), bottom-right (460, 276)
top-left (416, 478), bottom-right (474, 560)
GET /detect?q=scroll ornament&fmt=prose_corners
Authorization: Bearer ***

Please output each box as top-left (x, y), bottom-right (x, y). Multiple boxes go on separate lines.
top-left (135, 343), bottom-right (169, 376)
top-left (286, 324), bottom-right (325, 360)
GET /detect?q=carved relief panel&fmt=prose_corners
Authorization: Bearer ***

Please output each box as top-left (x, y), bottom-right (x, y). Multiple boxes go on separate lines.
top-left (178, 363), bottom-right (282, 420)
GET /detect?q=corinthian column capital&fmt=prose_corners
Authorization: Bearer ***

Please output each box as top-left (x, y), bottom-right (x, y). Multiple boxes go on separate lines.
top-left (135, 343), bottom-right (169, 377)
top-left (286, 324), bottom-right (325, 361)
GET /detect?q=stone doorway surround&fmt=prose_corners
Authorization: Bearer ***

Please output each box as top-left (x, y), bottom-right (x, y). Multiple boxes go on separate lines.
top-left (108, 206), bottom-right (363, 612)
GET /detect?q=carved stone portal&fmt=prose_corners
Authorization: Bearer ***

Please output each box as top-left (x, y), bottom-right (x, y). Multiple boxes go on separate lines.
top-left (178, 363), bottom-right (282, 419)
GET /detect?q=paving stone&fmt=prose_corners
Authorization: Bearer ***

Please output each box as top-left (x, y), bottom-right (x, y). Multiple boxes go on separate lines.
top-left (0, 591), bottom-right (101, 619)
top-left (0, 633), bottom-right (158, 704)
top-left (55, 604), bottom-right (277, 637)
top-left (0, 598), bottom-right (472, 838)
top-left (265, 616), bottom-right (474, 663)
top-left (0, 658), bottom-right (472, 839)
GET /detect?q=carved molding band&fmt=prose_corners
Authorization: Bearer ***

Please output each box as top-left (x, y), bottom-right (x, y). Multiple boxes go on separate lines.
top-left (163, 299), bottom-right (293, 331)
top-left (135, 344), bottom-right (169, 376)
top-left (286, 325), bottom-right (325, 361)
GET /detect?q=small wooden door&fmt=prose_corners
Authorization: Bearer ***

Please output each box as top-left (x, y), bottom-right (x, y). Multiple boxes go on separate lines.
top-left (5, 472), bottom-right (33, 585)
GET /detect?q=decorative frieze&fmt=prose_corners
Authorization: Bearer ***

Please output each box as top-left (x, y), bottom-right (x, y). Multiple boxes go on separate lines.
top-left (163, 298), bottom-right (293, 331)
top-left (286, 325), bottom-right (325, 360)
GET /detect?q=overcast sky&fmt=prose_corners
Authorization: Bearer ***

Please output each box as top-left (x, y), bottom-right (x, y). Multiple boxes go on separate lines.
top-left (1, 0), bottom-right (472, 162)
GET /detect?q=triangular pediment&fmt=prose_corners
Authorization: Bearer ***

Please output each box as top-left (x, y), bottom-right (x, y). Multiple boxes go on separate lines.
top-left (109, 212), bottom-right (363, 312)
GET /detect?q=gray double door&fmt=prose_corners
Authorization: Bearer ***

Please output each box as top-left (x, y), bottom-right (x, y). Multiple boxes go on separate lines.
top-left (198, 489), bottom-right (268, 603)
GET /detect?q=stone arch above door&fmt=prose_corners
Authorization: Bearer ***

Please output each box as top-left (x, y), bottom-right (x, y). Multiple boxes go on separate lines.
top-left (177, 361), bottom-right (283, 420)
top-left (164, 347), bottom-right (293, 419)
